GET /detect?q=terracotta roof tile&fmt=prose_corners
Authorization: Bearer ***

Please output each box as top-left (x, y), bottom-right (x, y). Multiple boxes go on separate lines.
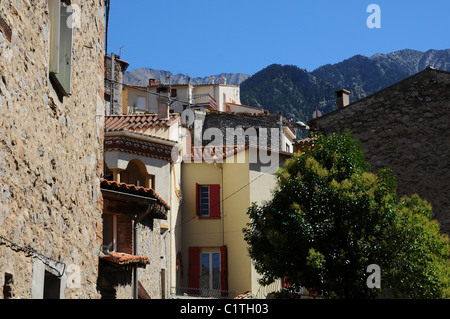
top-left (293, 137), bottom-right (314, 145)
top-left (104, 134), bottom-right (175, 162)
top-left (100, 179), bottom-right (170, 210)
top-left (100, 252), bottom-right (150, 267)
top-left (105, 114), bottom-right (180, 134)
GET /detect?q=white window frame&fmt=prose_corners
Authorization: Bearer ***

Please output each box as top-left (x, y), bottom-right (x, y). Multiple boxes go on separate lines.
top-left (199, 185), bottom-right (210, 217)
top-left (31, 257), bottom-right (67, 299)
top-left (200, 251), bottom-right (221, 292)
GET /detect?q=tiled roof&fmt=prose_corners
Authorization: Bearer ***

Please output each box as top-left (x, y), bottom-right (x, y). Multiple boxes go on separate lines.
top-left (100, 252), bottom-right (150, 268)
top-left (234, 291), bottom-right (253, 299)
top-left (183, 144), bottom-right (293, 162)
top-left (104, 134), bottom-right (175, 162)
top-left (293, 137), bottom-right (314, 145)
top-left (105, 114), bottom-right (180, 133)
top-left (100, 179), bottom-right (170, 210)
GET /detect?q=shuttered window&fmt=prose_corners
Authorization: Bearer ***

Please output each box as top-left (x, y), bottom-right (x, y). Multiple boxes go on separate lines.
top-left (188, 246), bottom-right (227, 296)
top-left (195, 184), bottom-right (221, 218)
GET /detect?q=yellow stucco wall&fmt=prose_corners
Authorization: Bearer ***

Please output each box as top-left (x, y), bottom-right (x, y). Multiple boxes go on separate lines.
top-left (180, 150), bottom-right (281, 295)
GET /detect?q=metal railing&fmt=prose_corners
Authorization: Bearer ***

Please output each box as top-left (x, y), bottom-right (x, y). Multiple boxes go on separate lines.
top-left (170, 287), bottom-right (244, 299)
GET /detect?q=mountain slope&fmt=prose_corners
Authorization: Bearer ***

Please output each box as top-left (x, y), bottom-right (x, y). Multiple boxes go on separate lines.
top-left (123, 68), bottom-right (250, 86)
top-left (240, 48), bottom-right (450, 122)
top-left (240, 64), bottom-right (336, 120)
top-left (122, 49), bottom-right (450, 125)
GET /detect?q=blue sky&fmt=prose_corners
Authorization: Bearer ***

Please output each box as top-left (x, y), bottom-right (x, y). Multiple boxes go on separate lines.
top-left (107, 0), bottom-right (450, 77)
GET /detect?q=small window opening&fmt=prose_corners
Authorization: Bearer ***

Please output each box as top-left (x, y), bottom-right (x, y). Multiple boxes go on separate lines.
top-left (43, 270), bottom-right (61, 299)
top-left (3, 273), bottom-right (14, 299)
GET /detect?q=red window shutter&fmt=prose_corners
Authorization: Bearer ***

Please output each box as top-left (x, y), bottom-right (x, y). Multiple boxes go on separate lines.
top-left (220, 245), bottom-right (227, 295)
top-left (195, 183), bottom-right (200, 216)
top-left (188, 247), bottom-right (200, 295)
top-left (209, 184), bottom-right (221, 217)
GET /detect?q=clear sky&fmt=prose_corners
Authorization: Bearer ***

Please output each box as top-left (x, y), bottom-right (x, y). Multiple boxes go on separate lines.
top-left (107, 0), bottom-right (450, 77)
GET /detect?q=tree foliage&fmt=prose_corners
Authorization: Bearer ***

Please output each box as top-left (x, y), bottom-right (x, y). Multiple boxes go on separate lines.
top-left (243, 133), bottom-right (450, 298)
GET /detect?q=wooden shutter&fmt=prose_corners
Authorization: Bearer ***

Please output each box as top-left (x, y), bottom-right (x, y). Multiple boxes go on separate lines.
top-left (56, 5), bottom-right (73, 96)
top-left (209, 184), bottom-right (221, 217)
top-left (220, 245), bottom-right (228, 295)
top-left (195, 183), bottom-right (200, 216)
top-left (49, 0), bottom-right (61, 74)
top-left (188, 247), bottom-right (200, 295)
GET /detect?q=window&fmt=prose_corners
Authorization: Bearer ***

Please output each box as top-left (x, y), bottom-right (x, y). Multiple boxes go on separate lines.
top-left (201, 252), bottom-right (221, 293)
top-left (188, 246), bottom-right (227, 296)
top-left (103, 214), bottom-right (117, 252)
top-left (3, 273), bottom-right (13, 299)
top-left (148, 174), bottom-right (155, 190)
top-left (157, 87), bottom-right (168, 94)
top-left (49, 0), bottom-right (73, 96)
top-left (199, 186), bottom-right (210, 217)
top-left (136, 96), bottom-right (146, 110)
top-left (196, 184), bottom-right (221, 218)
top-left (43, 271), bottom-right (61, 299)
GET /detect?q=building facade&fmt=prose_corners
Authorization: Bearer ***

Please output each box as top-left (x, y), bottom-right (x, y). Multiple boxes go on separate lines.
top-left (122, 78), bottom-right (243, 115)
top-left (177, 110), bottom-right (295, 298)
top-left (0, 0), bottom-right (105, 298)
top-left (308, 67), bottom-right (450, 235)
top-left (103, 110), bottom-right (184, 298)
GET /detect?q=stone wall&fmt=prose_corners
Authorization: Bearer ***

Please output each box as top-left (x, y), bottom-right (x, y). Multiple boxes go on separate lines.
top-left (137, 217), bottom-right (169, 299)
top-left (309, 68), bottom-right (450, 234)
top-left (0, 0), bottom-right (105, 298)
top-left (104, 55), bottom-right (128, 115)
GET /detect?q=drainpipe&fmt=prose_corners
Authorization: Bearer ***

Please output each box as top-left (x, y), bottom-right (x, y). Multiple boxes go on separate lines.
top-left (214, 162), bottom-right (224, 246)
top-left (279, 111), bottom-right (284, 151)
top-left (133, 219), bottom-right (138, 299)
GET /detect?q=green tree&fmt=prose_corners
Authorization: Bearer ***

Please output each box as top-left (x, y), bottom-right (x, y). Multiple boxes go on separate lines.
top-left (243, 133), bottom-right (450, 298)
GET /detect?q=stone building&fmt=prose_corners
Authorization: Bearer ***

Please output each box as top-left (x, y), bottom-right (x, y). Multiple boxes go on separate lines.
top-left (104, 54), bottom-right (129, 115)
top-left (0, 0), bottom-right (105, 298)
top-left (103, 107), bottom-right (184, 298)
top-left (98, 179), bottom-right (170, 299)
top-left (308, 67), bottom-right (450, 234)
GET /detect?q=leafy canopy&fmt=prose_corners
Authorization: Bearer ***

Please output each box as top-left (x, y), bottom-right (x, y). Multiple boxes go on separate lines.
top-left (243, 133), bottom-right (450, 298)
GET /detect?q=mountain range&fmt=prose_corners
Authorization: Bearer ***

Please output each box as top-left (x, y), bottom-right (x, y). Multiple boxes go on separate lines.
top-left (123, 48), bottom-right (450, 122)
top-left (123, 68), bottom-right (250, 86)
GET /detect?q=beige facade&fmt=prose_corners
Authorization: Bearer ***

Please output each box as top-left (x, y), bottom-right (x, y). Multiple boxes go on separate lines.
top-left (179, 148), bottom-right (291, 297)
top-left (122, 81), bottom-right (242, 115)
top-left (0, 0), bottom-right (105, 299)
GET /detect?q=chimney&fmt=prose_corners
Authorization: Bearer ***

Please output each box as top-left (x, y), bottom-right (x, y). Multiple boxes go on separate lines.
top-left (209, 76), bottom-right (215, 85)
top-left (149, 78), bottom-right (156, 86)
top-left (157, 96), bottom-right (169, 119)
top-left (335, 89), bottom-right (350, 109)
top-left (220, 77), bottom-right (226, 85)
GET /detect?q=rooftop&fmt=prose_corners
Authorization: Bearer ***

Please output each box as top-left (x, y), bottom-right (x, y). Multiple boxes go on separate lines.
top-left (100, 179), bottom-right (170, 210)
top-left (105, 114), bottom-right (180, 133)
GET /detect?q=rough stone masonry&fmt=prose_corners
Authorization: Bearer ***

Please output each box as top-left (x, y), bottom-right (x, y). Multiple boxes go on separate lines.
top-left (0, 0), bottom-right (105, 298)
top-left (309, 67), bottom-right (450, 235)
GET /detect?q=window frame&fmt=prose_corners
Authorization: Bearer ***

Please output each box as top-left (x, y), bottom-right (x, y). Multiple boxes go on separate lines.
top-left (200, 251), bottom-right (221, 292)
top-left (196, 183), bottom-right (221, 218)
top-left (102, 213), bottom-right (118, 253)
top-left (199, 185), bottom-right (210, 217)
top-left (48, 0), bottom-right (73, 97)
